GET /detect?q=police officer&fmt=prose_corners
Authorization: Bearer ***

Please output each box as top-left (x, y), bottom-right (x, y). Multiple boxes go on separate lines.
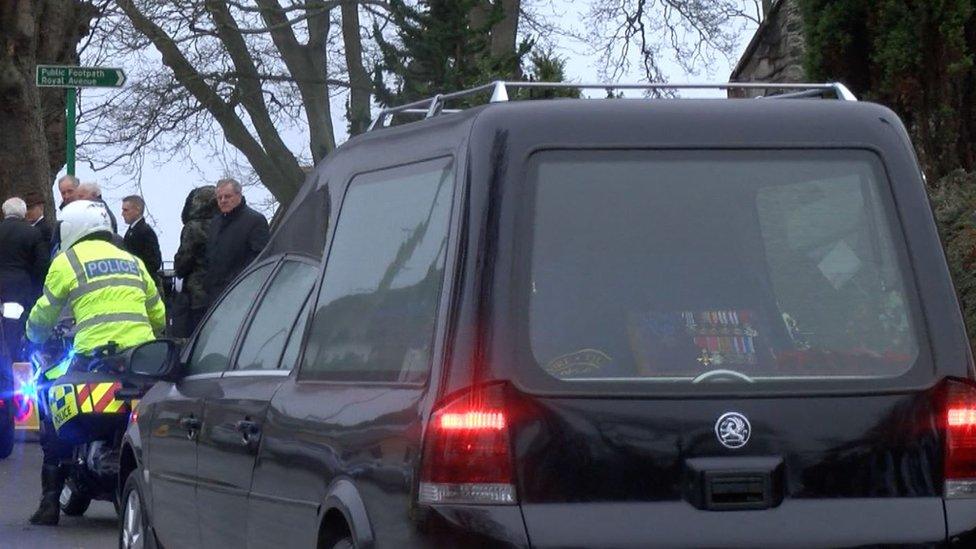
top-left (25, 200), bottom-right (165, 526)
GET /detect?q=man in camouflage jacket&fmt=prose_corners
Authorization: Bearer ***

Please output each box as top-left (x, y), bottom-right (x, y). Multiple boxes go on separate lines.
top-left (173, 186), bottom-right (217, 336)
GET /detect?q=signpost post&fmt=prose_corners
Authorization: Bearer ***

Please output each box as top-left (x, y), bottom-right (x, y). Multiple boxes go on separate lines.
top-left (35, 65), bottom-right (127, 176)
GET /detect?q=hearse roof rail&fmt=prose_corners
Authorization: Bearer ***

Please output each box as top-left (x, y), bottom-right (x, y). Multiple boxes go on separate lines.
top-left (366, 81), bottom-right (858, 131)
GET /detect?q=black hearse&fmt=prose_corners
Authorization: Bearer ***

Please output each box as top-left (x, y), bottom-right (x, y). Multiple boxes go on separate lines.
top-left (119, 82), bottom-right (976, 548)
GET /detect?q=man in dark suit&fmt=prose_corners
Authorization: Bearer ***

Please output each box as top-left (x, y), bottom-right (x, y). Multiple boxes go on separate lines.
top-left (23, 191), bottom-right (53, 245)
top-left (121, 195), bottom-right (162, 277)
top-left (0, 198), bottom-right (49, 360)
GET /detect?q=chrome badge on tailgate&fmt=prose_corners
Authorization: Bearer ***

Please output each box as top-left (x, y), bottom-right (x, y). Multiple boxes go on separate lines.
top-left (715, 412), bottom-right (751, 449)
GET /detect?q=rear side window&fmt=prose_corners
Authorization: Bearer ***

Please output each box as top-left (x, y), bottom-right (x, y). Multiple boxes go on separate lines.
top-left (234, 261), bottom-right (317, 371)
top-left (300, 157), bottom-right (454, 382)
top-left (521, 150), bottom-right (919, 389)
top-left (279, 296), bottom-right (313, 370)
top-left (188, 263), bottom-right (274, 375)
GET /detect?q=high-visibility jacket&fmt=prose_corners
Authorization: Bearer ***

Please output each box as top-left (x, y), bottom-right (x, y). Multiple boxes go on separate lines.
top-left (27, 238), bottom-right (166, 357)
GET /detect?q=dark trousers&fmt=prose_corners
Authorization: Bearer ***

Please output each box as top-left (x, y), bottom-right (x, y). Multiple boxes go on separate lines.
top-left (2, 317), bottom-right (25, 362)
top-left (36, 411), bottom-right (71, 511)
top-left (39, 411), bottom-right (72, 467)
top-left (37, 358), bottom-right (87, 480)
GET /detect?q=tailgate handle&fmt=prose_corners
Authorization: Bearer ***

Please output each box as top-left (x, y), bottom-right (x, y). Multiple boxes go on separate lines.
top-left (684, 457), bottom-right (784, 511)
top-left (706, 473), bottom-right (770, 510)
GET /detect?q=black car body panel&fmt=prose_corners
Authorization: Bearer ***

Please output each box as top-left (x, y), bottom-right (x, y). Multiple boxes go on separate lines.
top-left (145, 377), bottom-right (213, 547)
top-left (514, 392), bottom-right (942, 503)
top-left (197, 373), bottom-right (286, 546)
top-left (520, 498), bottom-right (946, 548)
top-left (124, 98), bottom-right (973, 548)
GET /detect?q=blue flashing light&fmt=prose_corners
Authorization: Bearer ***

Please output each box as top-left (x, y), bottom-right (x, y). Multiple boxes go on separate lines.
top-left (22, 343), bottom-right (76, 407)
top-left (18, 378), bottom-right (38, 401)
top-left (60, 346), bottom-right (77, 368)
top-left (17, 379), bottom-right (37, 400)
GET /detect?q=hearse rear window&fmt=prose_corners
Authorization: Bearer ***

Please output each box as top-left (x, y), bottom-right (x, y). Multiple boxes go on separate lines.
top-left (524, 150), bottom-right (919, 386)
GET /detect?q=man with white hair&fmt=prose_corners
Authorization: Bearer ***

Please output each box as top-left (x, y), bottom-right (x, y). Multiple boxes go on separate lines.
top-left (0, 197), bottom-right (49, 360)
top-left (56, 175), bottom-right (79, 209)
top-left (51, 176), bottom-right (80, 255)
top-left (51, 177), bottom-right (117, 255)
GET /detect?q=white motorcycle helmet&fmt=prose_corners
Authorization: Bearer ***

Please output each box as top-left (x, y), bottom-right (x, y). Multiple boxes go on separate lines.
top-left (59, 200), bottom-right (113, 251)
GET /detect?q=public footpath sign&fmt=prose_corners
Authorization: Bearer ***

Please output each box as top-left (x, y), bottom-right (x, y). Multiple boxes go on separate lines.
top-left (36, 65), bottom-right (126, 88)
top-left (34, 65), bottom-right (127, 175)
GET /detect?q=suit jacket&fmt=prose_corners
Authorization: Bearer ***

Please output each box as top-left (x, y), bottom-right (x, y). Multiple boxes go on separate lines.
top-left (204, 200), bottom-right (270, 303)
top-left (0, 217), bottom-right (49, 305)
top-left (32, 216), bottom-right (53, 245)
top-left (124, 218), bottom-right (162, 276)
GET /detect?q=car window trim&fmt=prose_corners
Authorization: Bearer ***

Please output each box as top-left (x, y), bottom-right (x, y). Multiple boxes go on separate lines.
top-left (222, 369), bottom-right (292, 378)
top-left (182, 257), bottom-right (282, 375)
top-left (181, 372), bottom-right (224, 382)
top-left (272, 291), bottom-right (314, 371)
top-left (295, 154), bottom-right (457, 386)
top-left (266, 254), bottom-right (319, 374)
top-left (227, 254), bottom-right (320, 373)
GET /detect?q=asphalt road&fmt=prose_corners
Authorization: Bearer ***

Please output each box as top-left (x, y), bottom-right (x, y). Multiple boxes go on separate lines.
top-left (0, 434), bottom-right (117, 547)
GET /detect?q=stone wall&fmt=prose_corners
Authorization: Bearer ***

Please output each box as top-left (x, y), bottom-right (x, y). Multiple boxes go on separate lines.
top-left (730, 0), bottom-right (807, 96)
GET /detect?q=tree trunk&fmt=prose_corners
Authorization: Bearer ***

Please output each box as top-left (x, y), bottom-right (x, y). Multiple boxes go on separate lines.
top-left (256, 0), bottom-right (337, 167)
top-left (0, 0), bottom-right (96, 217)
top-left (489, 0), bottom-right (520, 59)
top-left (469, 0), bottom-right (522, 78)
top-left (342, 1), bottom-right (371, 136)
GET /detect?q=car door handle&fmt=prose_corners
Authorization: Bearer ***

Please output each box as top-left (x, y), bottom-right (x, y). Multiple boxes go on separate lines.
top-left (235, 419), bottom-right (260, 447)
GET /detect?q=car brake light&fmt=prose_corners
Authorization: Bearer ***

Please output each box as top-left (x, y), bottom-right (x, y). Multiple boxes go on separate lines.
top-left (418, 382), bottom-right (516, 505)
top-left (944, 378), bottom-right (976, 498)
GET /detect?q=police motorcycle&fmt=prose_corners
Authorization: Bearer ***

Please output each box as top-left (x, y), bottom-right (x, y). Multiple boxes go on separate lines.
top-left (0, 300), bottom-right (26, 460)
top-left (32, 321), bottom-right (159, 516)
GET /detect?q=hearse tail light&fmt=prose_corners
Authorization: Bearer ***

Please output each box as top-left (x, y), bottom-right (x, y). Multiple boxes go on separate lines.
top-left (418, 382), bottom-right (516, 505)
top-left (944, 378), bottom-right (976, 498)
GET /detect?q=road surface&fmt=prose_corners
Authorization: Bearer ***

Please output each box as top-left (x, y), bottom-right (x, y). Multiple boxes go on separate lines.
top-left (0, 435), bottom-right (116, 547)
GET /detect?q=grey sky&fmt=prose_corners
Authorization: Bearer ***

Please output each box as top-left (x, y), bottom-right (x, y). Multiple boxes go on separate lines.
top-left (61, 3), bottom-right (758, 264)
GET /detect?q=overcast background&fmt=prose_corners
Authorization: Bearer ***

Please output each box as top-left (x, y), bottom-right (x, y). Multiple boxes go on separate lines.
top-left (59, 3), bottom-right (757, 264)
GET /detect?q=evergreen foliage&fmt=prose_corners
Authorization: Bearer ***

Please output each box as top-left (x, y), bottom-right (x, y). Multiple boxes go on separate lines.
top-left (520, 50), bottom-right (582, 100)
top-left (800, 0), bottom-right (976, 181)
top-left (373, 0), bottom-right (532, 111)
top-left (801, 0), bottom-right (976, 343)
top-left (931, 170), bottom-right (976, 347)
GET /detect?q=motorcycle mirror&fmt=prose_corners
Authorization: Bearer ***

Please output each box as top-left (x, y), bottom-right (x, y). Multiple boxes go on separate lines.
top-left (2, 302), bottom-right (24, 320)
top-left (128, 339), bottom-right (179, 379)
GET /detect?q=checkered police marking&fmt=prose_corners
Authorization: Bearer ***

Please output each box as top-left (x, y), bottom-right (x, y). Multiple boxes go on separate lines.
top-left (83, 258), bottom-right (140, 279)
top-left (49, 384), bottom-right (79, 429)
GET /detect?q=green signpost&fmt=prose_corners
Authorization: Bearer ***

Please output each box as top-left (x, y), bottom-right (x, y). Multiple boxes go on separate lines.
top-left (35, 65), bottom-right (127, 176)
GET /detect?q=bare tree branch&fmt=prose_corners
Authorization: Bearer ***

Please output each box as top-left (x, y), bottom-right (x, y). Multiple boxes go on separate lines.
top-left (114, 0), bottom-right (303, 202)
top-left (580, 0), bottom-right (755, 86)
